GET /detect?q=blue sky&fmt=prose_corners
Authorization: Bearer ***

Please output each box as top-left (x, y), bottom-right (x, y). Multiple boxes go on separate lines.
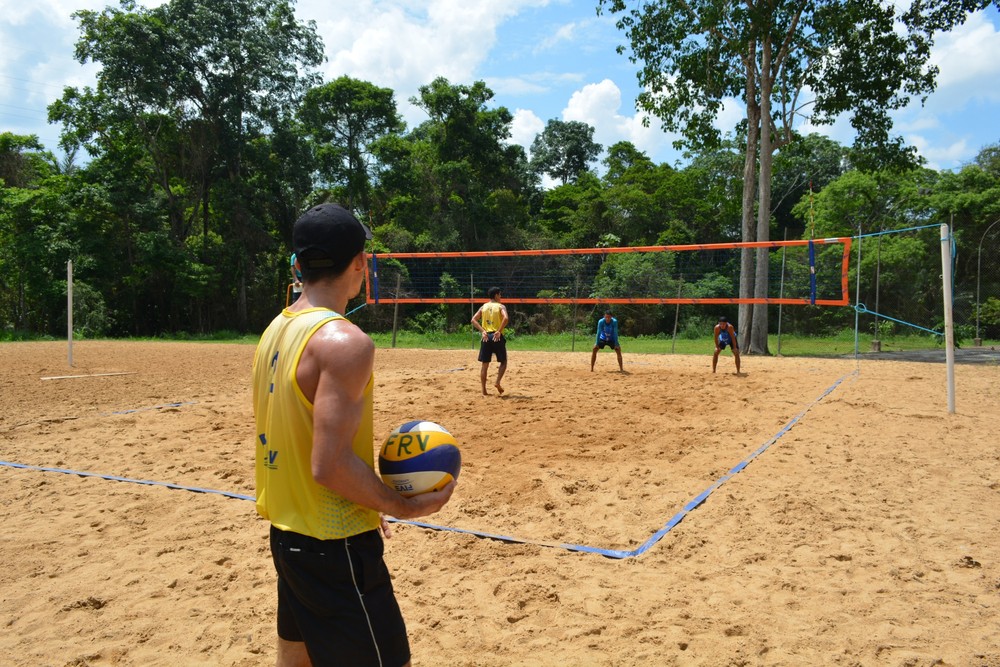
top-left (2, 0), bottom-right (999, 172)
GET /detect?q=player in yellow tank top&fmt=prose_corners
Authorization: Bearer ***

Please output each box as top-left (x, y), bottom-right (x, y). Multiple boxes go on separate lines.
top-left (253, 307), bottom-right (379, 539)
top-left (472, 286), bottom-right (509, 396)
top-left (481, 301), bottom-right (504, 332)
top-left (252, 203), bottom-right (456, 667)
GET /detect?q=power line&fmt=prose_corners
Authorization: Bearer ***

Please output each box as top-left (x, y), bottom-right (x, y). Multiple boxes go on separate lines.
top-left (0, 72), bottom-right (85, 93)
top-left (0, 102), bottom-right (48, 115)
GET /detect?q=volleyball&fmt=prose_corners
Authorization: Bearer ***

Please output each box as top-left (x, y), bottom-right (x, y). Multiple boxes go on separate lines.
top-left (379, 420), bottom-right (461, 497)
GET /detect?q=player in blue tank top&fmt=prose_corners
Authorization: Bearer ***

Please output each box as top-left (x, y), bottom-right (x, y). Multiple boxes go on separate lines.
top-left (713, 315), bottom-right (742, 374)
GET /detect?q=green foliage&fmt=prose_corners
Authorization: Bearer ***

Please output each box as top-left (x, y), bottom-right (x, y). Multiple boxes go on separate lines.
top-left (300, 77), bottom-right (404, 212)
top-left (529, 119), bottom-right (602, 185)
top-left (535, 172), bottom-right (608, 247)
top-left (595, 0), bottom-right (987, 353)
top-left (0, 133), bottom-right (56, 187)
top-left (870, 319), bottom-right (895, 340)
top-left (1, 0), bottom-right (996, 344)
top-left (70, 281), bottom-right (111, 338)
top-left (370, 77), bottom-right (535, 253)
top-left (591, 252), bottom-right (676, 299)
top-left (772, 133), bottom-right (849, 238)
top-left (979, 297), bottom-right (1000, 338)
top-left (49, 0), bottom-right (324, 333)
top-left (406, 306), bottom-right (448, 334)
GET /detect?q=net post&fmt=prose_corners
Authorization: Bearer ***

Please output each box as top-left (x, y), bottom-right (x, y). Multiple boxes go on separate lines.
top-left (776, 230), bottom-right (788, 356)
top-left (67, 259), bottom-right (74, 367)
top-left (470, 274), bottom-right (479, 350)
top-left (571, 277), bottom-right (580, 352)
top-left (853, 226), bottom-right (863, 360)
top-left (940, 224), bottom-right (956, 413)
top-left (670, 275), bottom-right (683, 353)
top-left (391, 274), bottom-right (401, 348)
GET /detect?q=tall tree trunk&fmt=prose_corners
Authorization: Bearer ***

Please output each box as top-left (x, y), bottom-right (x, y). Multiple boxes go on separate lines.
top-left (751, 37), bottom-right (774, 355)
top-left (738, 41), bottom-right (760, 350)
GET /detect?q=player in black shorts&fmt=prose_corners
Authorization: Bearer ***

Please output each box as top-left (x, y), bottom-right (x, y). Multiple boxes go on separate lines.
top-left (712, 316), bottom-right (742, 374)
top-left (253, 204), bottom-right (455, 667)
top-left (471, 287), bottom-right (509, 395)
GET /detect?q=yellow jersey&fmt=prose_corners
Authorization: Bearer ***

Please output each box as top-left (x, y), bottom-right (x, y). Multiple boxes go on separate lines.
top-left (252, 307), bottom-right (379, 539)
top-left (481, 301), bottom-right (505, 333)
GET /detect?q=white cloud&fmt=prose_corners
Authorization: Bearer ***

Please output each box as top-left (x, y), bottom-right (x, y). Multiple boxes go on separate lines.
top-left (895, 114), bottom-right (940, 133)
top-left (907, 135), bottom-right (970, 171)
top-left (510, 108), bottom-right (545, 152)
top-left (888, 9), bottom-right (1000, 169)
top-left (485, 76), bottom-right (550, 96)
top-left (535, 21), bottom-right (580, 53)
top-left (295, 0), bottom-right (554, 130)
top-left (929, 11), bottom-right (1000, 105)
top-left (0, 2), bottom-right (104, 148)
top-left (714, 97), bottom-right (745, 135)
top-left (4, 0), bottom-right (996, 173)
top-left (300, 0), bottom-right (542, 94)
top-left (562, 79), bottom-right (673, 161)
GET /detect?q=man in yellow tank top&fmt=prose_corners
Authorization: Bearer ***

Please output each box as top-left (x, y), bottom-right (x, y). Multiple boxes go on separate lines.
top-left (253, 203), bottom-right (455, 667)
top-left (471, 286), bottom-right (509, 396)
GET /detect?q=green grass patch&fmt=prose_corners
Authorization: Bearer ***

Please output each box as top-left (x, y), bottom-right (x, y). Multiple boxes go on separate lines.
top-left (368, 330), bottom-right (967, 357)
top-left (8, 329), bottom-right (991, 357)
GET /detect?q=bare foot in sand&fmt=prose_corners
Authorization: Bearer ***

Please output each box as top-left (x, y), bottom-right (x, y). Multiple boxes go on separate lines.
top-left (495, 383), bottom-right (504, 395)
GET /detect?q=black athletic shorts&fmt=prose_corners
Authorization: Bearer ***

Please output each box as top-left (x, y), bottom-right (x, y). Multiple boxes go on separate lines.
top-left (596, 339), bottom-right (619, 350)
top-left (270, 526), bottom-right (410, 667)
top-left (478, 332), bottom-right (507, 363)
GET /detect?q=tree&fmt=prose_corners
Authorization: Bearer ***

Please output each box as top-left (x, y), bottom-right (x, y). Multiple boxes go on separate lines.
top-left (300, 76), bottom-right (404, 213)
top-left (0, 133), bottom-right (56, 188)
top-left (51, 0), bottom-right (324, 331)
top-left (529, 119), bottom-right (602, 185)
top-left (791, 168), bottom-right (940, 333)
top-left (371, 78), bottom-right (535, 252)
top-left (0, 134), bottom-right (59, 333)
top-left (597, 0), bottom-right (991, 354)
top-left (771, 133), bottom-right (849, 239)
top-left (535, 172), bottom-right (608, 248)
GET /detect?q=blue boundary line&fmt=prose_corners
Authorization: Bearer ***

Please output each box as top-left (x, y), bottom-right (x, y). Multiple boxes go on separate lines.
top-left (0, 372), bottom-right (853, 558)
top-left (390, 370), bottom-right (856, 558)
top-left (0, 461), bottom-right (255, 501)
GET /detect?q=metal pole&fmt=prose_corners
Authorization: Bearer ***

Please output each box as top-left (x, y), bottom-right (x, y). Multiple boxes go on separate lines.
top-left (940, 224), bottom-right (955, 414)
top-left (670, 275), bottom-right (683, 353)
top-left (391, 274), bottom-right (401, 348)
top-left (975, 217), bottom-right (1000, 346)
top-left (854, 223), bottom-right (863, 359)
top-left (776, 229), bottom-right (787, 356)
top-left (873, 232), bottom-right (882, 351)
top-left (571, 277), bottom-right (579, 352)
top-left (874, 234), bottom-right (881, 329)
top-left (67, 259), bottom-right (73, 367)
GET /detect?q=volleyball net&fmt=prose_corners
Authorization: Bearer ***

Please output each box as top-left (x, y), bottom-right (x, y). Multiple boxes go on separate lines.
top-left (364, 237), bottom-right (853, 306)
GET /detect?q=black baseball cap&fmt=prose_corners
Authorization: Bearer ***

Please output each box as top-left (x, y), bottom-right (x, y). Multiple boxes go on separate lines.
top-left (293, 203), bottom-right (372, 271)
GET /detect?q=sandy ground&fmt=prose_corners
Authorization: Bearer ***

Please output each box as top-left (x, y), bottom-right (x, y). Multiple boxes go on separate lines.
top-left (0, 340), bottom-right (998, 666)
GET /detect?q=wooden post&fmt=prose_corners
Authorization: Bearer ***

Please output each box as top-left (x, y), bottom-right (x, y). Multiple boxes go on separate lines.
top-left (671, 275), bottom-right (683, 353)
top-left (67, 260), bottom-right (74, 367)
top-left (391, 274), bottom-right (401, 348)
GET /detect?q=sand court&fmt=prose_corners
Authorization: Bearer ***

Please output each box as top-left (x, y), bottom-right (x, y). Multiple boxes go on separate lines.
top-left (1, 341), bottom-right (998, 665)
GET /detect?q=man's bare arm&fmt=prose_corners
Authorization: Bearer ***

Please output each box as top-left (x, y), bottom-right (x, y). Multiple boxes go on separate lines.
top-left (302, 322), bottom-right (454, 519)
